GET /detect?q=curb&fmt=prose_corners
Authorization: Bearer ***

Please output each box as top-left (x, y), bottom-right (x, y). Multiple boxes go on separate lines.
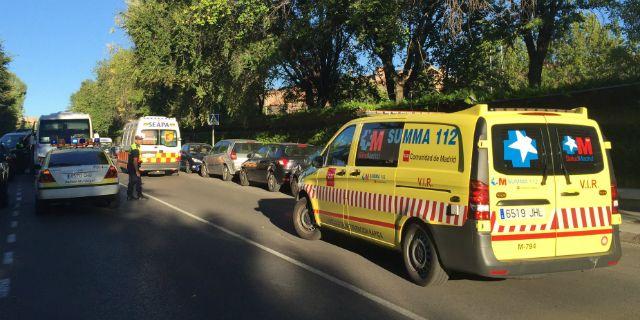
top-left (620, 210), bottom-right (640, 245)
top-left (621, 231), bottom-right (640, 245)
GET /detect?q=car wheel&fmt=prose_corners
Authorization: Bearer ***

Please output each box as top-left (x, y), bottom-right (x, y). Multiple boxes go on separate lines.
top-left (239, 170), bottom-right (250, 186)
top-left (292, 197), bottom-right (321, 240)
top-left (402, 223), bottom-right (448, 286)
top-left (222, 165), bottom-right (232, 181)
top-left (267, 172), bottom-right (281, 192)
top-left (200, 164), bottom-right (209, 178)
top-left (290, 175), bottom-right (299, 197)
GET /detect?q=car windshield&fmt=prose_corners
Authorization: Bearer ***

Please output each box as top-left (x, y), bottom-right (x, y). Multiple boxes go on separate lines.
top-left (48, 151), bottom-right (110, 167)
top-left (38, 119), bottom-right (91, 144)
top-left (142, 130), bottom-right (178, 147)
top-left (233, 142), bottom-right (261, 154)
top-left (189, 144), bottom-right (212, 154)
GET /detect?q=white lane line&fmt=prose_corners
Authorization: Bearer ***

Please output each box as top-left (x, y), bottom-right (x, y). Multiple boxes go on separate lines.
top-left (2, 252), bottom-right (13, 265)
top-left (7, 234), bottom-right (16, 244)
top-left (118, 184), bottom-right (427, 320)
top-left (12, 210), bottom-right (19, 217)
top-left (0, 278), bottom-right (9, 298)
top-left (16, 196), bottom-right (22, 201)
top-left (10, 221), bottom-right (18, 228)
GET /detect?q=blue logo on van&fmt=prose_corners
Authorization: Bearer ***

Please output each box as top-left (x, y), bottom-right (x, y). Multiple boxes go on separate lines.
top-left (503, 130), bottom-right (539, 168)
top-left (562, 136), bottom-right (578, 155)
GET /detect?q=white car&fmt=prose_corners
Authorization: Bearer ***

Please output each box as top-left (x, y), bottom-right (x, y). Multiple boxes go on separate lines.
top-left (35, 147), bottom-right (120, 213)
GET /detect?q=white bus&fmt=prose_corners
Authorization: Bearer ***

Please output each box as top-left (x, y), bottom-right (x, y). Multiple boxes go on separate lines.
top-left (117, 116), bottom-right (181, 175)
top-left (34, 112), bottom-right (93, 165)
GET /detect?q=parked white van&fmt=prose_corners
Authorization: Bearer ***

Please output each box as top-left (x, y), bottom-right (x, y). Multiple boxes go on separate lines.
top-left (116, 116), bottom-right (181, 175)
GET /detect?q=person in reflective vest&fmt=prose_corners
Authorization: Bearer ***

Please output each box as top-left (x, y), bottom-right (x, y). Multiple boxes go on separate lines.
top-left (127, 135), bottom-right (146, 200)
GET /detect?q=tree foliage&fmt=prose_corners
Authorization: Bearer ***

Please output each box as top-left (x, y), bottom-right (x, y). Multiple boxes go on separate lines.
top-left (0, 43), bottom-right (26, 134)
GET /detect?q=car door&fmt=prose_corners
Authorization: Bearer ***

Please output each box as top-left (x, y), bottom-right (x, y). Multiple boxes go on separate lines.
top-left (549, 123), bottom-right (613, 256)
top-left (314, 125), bottom-right (357, 232)
top-left (489, 122), bottom-right (557, 261)
top-left (345, 121), bottom-right (402, 245)
top-left (242, 145), bottom-right (265, 182)
top-left (208, 141), bottom-right (227, 174)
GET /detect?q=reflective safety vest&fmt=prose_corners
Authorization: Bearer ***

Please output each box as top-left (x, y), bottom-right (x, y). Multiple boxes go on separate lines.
top-left (128, 143), bottom-right (141, 169)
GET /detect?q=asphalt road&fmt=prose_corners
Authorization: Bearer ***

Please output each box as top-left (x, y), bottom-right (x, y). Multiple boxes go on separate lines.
top-left (0, 172), bottom-right (639, 320)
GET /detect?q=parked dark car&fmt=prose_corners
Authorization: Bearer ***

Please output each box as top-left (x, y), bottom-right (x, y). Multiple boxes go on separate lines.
top-left (288, 147), bottom-right (321, 196)
top-left (180, 143), bottom-right (213, 173)
top-left (239, 143), bottom-right (317, 192)
top-left (0, 144), bottom-right (10, 207)
top-left (0, 131), bottom-right (32, 176)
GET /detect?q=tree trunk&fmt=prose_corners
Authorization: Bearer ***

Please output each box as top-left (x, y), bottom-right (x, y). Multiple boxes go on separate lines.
top-left (378, 47), bottom-right (397, 102)
top-left (527, 53), bottom-right (544, 88)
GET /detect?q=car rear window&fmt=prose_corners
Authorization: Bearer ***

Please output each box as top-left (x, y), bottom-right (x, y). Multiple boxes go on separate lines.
top-left (283, 145), bottom-right (316, 157)
top-left (49, 151), bottom-right (110, 167)
top-left (233, 143), bottom-right (260, 154)
top-left (492, 125), bottom-right (548, 175)
top-left (554, 125), bottom-right (603, 174)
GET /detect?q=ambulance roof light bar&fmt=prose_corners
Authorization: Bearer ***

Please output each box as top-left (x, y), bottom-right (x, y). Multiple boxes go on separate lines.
top-left (488, 106), bottom-right (588, 117)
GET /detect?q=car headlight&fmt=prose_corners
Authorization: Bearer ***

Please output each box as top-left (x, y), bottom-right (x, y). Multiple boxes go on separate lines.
top-left (192, 158), bottom-right (202, 163)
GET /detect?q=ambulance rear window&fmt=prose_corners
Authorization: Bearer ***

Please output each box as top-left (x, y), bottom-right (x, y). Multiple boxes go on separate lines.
top-left (492, 125), bottom-right (548, 175)
top-left (554, 125), bottom-right (603, 174)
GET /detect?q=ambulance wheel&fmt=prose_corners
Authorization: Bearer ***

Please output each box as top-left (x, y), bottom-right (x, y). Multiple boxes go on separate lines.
top-left (239, 170), bottom-right (250, 186)
top-left (200, 165), bottom-right (209, 178)
top-left (293, 197), bottom-right (321, 240)
top-left (222, 165), bottom-right (232, 181)
top-left (402, 223), bottom-right (448, 286)
top-left (267, 172), bottom-right (281, 192)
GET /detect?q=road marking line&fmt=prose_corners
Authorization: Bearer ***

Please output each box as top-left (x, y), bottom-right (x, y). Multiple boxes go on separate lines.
top-left (7, 234), bottom-right (15, 244)
top-left (10, 221), bottom-right (17, 228)
top-left (0, 279), bottom-right (9, 298)
top-left (118, 184), bottom-right (427, 320)
top-left (12, 210), bottom-right (19, 217)
top-left (16, 196), bottom-right (22, 201)
top-left (3, 252), bottom-right (13, 265)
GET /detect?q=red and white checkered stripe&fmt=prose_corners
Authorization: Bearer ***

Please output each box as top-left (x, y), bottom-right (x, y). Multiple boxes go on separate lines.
top-left (304, 185), bottom-right (468, 227)
top-left (490, 206), bottom-right (612, 234)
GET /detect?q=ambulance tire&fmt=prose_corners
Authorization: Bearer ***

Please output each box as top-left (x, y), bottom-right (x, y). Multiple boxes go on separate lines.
top-left (402, 223), bottom-right (448, 286)
top-left (200, 164), bottom-right (209, 178)
top-left (293, 197), bottom-right (321, 241)
top-left (222, 165), bottom-right (232, 181)
top-left (239, 170), bottom-right (250, 186)
top-left (266, 172), bottom-right (281, 192)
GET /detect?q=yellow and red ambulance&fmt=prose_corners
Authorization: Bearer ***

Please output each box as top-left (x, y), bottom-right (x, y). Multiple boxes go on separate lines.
top-left (292, 104), bottom-right (622, 286)
top-left (117, 116), bottom-right (182, 175)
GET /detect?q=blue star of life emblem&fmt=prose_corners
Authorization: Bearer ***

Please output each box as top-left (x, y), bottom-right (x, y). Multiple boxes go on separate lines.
top-left (503, 130), bottom-right (539, 168)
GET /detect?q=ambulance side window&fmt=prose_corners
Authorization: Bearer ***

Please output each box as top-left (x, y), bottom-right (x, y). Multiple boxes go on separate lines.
top-left (326, 125), bottom-right (356, 167)
top-left (356, 122), bottom-right (403, 167)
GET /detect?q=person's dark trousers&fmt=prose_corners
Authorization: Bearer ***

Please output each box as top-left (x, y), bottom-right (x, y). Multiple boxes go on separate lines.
top-left (127, 172), bottom-right (142, 198)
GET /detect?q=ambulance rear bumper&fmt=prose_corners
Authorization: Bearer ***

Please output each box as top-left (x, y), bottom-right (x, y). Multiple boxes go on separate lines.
top-left (140, 163), bottom-right (179, 172)
top-left (433, 223), bottom-right (622, 278)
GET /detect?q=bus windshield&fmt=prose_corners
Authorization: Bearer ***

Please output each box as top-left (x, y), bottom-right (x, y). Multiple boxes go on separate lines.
top-left (39, 119), bottom-right (91, 144)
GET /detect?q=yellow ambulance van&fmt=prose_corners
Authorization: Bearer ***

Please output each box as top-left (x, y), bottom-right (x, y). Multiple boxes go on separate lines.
top-left (292, 104), bottom-right (622, 286)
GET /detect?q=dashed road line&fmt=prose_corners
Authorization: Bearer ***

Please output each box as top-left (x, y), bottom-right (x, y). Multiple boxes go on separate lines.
top-left (10, 221), bottom-right (17, 228)
top-left (6, 234), bottom-right (16, 244)
top-left (2, 252), bottom-right (13, 265)
top-left (16, 196), bottom-right (22, 201)
top-left (0, 278), bottom-right (9, 298)
top-left (118, 183), bottom-right (427, 320)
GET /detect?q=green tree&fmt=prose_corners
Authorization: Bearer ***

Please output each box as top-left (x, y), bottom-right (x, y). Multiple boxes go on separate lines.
top-left (70, 49), bottom-right (145, 137)
top-left (0, 43), bottom-right (26, 134)
top-left (494, 0), bottom-right (612, 88)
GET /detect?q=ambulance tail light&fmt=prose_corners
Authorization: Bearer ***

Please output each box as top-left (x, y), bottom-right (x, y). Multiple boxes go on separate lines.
top-left (105, 165), bottom-right (118, 179)
top-left (469, 180), bottom-right (490, 220)
top-left (230, 150), bottom-right (237, 160)
top-left (38, 169), bottom-right (56, 183)
top-left (611, 184), bottom-right (619, 214)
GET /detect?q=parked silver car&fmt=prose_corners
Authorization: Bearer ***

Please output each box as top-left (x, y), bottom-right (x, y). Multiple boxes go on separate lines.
top-left (200, 139), bottom-right (261, 181)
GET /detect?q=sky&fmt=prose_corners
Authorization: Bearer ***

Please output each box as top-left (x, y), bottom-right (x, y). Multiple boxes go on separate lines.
top-left (0, 0), bottom-right (131, 117)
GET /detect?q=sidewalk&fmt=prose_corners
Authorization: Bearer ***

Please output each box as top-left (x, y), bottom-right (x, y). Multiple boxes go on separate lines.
top-left (619, 188), bottom-right (640, 244)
